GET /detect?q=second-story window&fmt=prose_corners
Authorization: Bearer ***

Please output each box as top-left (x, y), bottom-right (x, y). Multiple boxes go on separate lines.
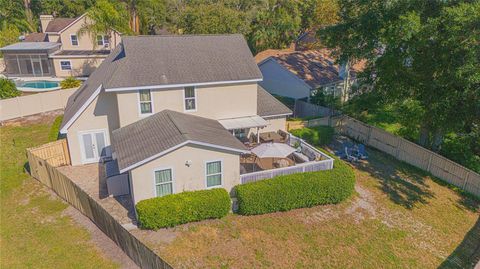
top-left (184, 86), bottom-right (196, 111)
top-left (139, 90), bottom-right (153, 115)
top-left (70, 34), bottom-right (78, 46)
top-left (96, 35), bottom-right (109, 46)
top-left (96, 35), bottom-right (104, 46)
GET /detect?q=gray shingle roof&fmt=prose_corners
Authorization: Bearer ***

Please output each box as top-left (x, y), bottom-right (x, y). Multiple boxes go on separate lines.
top-left (45, 18), bottom-right (76, 32)
top-left (257, 86), bottom-right (292, 117)
top-left (104, 34), bottom-right (262, 89)
top-left (60, 35), bottom-right (262, 132)
top-left (112, 110), bottom-right (247, 172)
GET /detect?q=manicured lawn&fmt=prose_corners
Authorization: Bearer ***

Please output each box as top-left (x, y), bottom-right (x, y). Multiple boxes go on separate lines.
top-left (0, 120), bottom-right (119, 268)
top-left (136, 150), bottom-right (479, 269)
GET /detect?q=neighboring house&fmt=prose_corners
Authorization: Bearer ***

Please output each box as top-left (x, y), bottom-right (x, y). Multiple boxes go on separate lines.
top-left (59, 35), bottom-right (293, 205)
top-left (0, 14), bottom-right (121, 78)
top-left (257, 49), bottom-right (364, 101)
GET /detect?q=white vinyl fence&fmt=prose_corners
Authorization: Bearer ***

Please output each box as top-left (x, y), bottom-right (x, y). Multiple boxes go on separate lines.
top-left (0, 88), bottom-right (77, 121)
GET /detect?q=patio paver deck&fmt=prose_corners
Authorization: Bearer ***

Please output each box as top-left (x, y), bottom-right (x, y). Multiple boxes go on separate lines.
top-left (57, 164), bottom-right (137, 227)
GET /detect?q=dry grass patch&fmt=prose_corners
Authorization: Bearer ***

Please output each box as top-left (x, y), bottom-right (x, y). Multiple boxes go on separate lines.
top-left (134, 150), bottom-right (479, 269)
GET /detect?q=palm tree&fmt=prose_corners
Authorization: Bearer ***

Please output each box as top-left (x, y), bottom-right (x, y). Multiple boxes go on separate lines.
top-left (78, 0), bottom-right (130, 49)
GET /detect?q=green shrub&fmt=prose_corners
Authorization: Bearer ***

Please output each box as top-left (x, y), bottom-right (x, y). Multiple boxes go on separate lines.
top-left (235, 158), bottom-right (355, 215)
top-left (290, 126), bottom-right (334, 146)
top-left (0, 78), bottom-right (21, 99)
top-left (49, 116), bottom-right (63, 141)
top-left (136, 188), bottom-right (231, 230)
top-left (60, 77), bottom-right (81, 89)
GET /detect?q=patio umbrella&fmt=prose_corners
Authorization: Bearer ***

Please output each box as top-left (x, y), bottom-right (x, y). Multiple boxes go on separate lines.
top-left (251, 143), bottom-right (296, 158)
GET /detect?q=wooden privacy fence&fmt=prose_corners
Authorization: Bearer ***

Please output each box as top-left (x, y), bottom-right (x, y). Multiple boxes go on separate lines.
top-left (27, 144), bottom-right (174, 269)
top-left (289, 115), bottom-right (480, 198)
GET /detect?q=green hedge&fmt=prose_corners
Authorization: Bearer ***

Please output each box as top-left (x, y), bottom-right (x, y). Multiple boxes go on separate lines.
top-left (136, 188), bottom-right (231, 230)
top-left (235, 152), bottom-right (355, 215)
top-left (290, 126), bottom-right (334, 146)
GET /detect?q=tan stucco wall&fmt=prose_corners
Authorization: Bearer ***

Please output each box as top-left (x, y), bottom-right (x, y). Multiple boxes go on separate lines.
top-left (52, 57), bottom-right (104, 77)
top-left (116, 83), bottom-right (258, 127)
top-left (130, 144), bottom-right (241, 204)
top-left (47, 33), bottom-right (60, 42)
top-left (67, 91), bottom-right (119, 165)
top-left (263, 116), bottom-right (287, 133)
top-left (59, 16), bottom-right (121, 51)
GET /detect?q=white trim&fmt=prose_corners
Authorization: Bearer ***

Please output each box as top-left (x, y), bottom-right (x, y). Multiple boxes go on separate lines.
top-left (70, 34), bottom-right (79, 46)
top-left (60, 85), bottom-right (102, 134)
top-left (49, 54), bottom-right (109, 59)
top-left (153, 167), bottom-right (174, 197)
top-left (182, 86), bottom-right (197, 112)
top-left (205, 159), bottom-right (223, 189)
top-left (137, 89), bottom-right (154, 117)
top-left (261, 113), bottom-right (293, 119)
top-left (77, 128), bottom-right (110, 164)
top-left (104, 78), bottom-right (263, 92)
top-left (119, 140), bottom-right (249, 173)
top-left (59, 60), bottom-right (72, 70)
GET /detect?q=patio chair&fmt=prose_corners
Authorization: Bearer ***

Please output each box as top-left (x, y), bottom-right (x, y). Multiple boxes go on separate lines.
top-left (356, 144), bottom-right (368, 159)
top-left (345, 146), bottom-right (359, 162)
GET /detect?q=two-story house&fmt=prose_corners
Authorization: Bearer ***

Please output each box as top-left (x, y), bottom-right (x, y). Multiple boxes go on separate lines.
top-left (1, 14), bottom-right (121, 78)
top-left (59, 35), bottom-right (293, 205)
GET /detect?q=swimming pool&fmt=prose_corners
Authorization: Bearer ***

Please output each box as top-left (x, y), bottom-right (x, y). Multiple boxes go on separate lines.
top-left (18, 80), bottom-right (61, 92)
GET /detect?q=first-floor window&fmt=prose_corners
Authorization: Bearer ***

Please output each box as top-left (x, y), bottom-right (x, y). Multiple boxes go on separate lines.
top-left (139, 89), bottom-right (152, 115)
top-left (60, 61), bottom-right (72, 70)
top-left (155, 169), bottom-right (173, 197)
top-left (206, 161), bottom-right (222, 187)
top-left (233, 128), bottom-right (247, 139)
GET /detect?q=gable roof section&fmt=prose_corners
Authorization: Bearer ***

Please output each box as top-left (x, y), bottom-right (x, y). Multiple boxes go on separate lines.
top-left (104, 34), bottom-right (262, 90)
top-left (60, 34), bottom-right (262, 133)
top-left (59, 44), bottom-right (126, 133)
top-left (112, 110), bottom-right (248, 173)
top-left (257, 86), bottom-right (292, 117)
top-left (45, 17), bottom-right (77, 33)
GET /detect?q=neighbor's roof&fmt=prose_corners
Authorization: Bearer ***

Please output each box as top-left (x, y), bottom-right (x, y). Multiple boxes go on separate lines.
top-left (260, 49), bottom-right (365, 89)
top-left (60, 35), bottom-right (262, 133)
top-left (112, 110), bottom-right (248, 172)
top-left (0, 42), bottom-right (60, 51)
top-left (257, 86), bottom-right (292, 117)
top-left (104, 34), bottom-right (262, 90)
top-left (24, 33), bottom-right (48, 42)
top-left (45, 18), bottom-right (76, 32)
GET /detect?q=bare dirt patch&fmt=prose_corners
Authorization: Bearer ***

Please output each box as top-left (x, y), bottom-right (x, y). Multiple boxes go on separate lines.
top-left (1, 109), bottom-right (63, 126)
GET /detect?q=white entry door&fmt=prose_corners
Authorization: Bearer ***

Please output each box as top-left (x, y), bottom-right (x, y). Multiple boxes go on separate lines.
top-left (79, 130), bottom-right (108, 164)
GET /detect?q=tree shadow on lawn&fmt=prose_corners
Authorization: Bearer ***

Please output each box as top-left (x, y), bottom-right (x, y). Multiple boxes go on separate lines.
top-left (353, 149), bottom-right (435, 209)
top-left (439, 216), bottom-right (480, 269)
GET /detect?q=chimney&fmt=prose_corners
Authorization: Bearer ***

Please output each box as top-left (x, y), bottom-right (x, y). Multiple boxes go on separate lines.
top-left (40, 15), bottom-right (54, 33)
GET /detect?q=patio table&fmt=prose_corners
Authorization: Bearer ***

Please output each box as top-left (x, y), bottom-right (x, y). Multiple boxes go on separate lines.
top-left (259, 131), bottom-right (283, 143)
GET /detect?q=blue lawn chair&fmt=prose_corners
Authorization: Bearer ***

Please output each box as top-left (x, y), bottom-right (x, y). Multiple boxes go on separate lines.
top-left (345, 147), bottom-right (359, 162)
top-left (357, 144), bottom-right (368, 159)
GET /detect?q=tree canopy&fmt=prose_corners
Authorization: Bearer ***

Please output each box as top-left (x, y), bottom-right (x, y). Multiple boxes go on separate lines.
top-left (319, 0), bottom-right (480, 150)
